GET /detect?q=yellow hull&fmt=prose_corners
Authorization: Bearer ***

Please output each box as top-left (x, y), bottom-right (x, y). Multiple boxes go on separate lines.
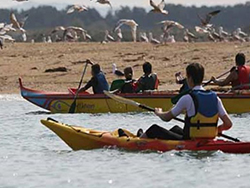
top-left (20, 78), bottom-right (250, 114)
top-left (40, 119), bottom-right (250, 153)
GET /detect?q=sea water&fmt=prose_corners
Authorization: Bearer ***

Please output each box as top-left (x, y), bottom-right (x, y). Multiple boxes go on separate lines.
top-left (1, 94), bottom-right (250, 188)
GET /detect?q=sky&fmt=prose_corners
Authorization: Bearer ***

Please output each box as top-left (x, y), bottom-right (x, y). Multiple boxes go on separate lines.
top-left (2, 0), bottom-right (250, 15)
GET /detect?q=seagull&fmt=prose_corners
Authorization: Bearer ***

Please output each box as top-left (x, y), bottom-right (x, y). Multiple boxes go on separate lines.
top-left (207, 32), bottom-right (216, 42)
top-left (218, 26), bottom-right (230, 37)
top-left (148, 32), bottom-right (160, 44)
top-left (184, 29), bottom-right (198, 42)
top-left (116, 28), bottom-right (123, 42)
top-left (114, 19), bottom-right (138, 42)
top-left (51, 26), bottom-right (66, 34)
top-left (0, 35), bottom-right (15, 42)
top-left (158, 20), bottom-right (184, 31)
top-left (82, 31), bottom-right (92, 41)
top-left (236, 28), bottom-right (248, 37)
top-left (96, 0), bottom-right (112, 8)
top-left (198, 10), bottom-right (221, 27)
top-left (104, 30), bottom-right (115, 42)
top-left (47, 36), bottom-right (52, 43)
top-left (112, 63), bottom-right (124, 77)
top-left (149, 0), bottom-right (168, 15)
top-left (51, 26), bottom-right (87, 41)
top-left (10, 12), bottom-right (27, 33)
top-left (183, 32), bottom-right (189, 42)
top-left (139, 32), bottom-right (149, 42)
top-left (67, 5), bottom-right (88, 14)
top-left (22, 32), bottom-right (27, 42)
top-left (195, 26), bottom-right (209, 34)
top-left (0, 24), bottom-right (14, 35)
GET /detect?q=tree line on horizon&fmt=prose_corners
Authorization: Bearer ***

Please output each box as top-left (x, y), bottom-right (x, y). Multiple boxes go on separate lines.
top-left (0, 2), bottom-right (250, 42)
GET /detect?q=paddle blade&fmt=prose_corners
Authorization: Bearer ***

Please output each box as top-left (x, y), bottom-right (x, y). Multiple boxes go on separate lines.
top-left (104, 91), bottom-right (155, 112)
top-left (104, 90), bottom-right (139, 107)
top-left (68, 100), bottom-right (76, 113)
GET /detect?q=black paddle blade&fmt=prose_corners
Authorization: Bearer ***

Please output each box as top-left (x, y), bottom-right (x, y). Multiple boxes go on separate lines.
top-left (68, 100), bottom-right (76, 113)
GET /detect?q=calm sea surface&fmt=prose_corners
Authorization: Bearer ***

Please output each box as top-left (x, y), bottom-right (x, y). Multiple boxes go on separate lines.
top-left (1, 94), bottom-right (250, 188)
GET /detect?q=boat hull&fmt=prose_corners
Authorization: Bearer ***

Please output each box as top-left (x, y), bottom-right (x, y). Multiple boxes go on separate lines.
top-left (41, 119), bottom-right (250, 154)
top-left (20, 78), bottom-right (250, 114)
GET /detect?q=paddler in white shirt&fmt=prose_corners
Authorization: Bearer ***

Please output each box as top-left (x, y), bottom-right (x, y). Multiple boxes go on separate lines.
top-left (139, 62), bottom-right (232, 140)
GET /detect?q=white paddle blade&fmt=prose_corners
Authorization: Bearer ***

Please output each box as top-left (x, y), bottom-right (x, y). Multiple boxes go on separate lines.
top-left (103, 90), bottom-right (139, 107)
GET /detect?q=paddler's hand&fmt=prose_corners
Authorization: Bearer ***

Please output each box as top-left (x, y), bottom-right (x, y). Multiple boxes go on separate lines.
top-left (211, 76), bottom-right (217, 83)
top-left (154, 108), bottom-right (173, 122)
top-left (86, 59), bottom-right (94, 65)
top-left (154, 108), bottom-right (163, 116)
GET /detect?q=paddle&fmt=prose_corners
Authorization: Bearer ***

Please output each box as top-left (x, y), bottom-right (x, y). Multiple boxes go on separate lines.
top-left (104, 91), bottom-right (240, 142)
top-left (171, 69), bottom-right (233, 104)
top-left (68, 60), bottom-right (92, 113)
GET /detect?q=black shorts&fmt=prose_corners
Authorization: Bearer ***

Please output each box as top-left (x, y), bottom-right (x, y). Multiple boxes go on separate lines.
top-left (145, 124), bottom-right (183, 140)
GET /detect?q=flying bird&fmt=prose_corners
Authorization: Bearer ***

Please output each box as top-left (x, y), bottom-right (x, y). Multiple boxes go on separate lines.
top-left (10, 12), bottom-right (27, 32)
top-left (158, 20), bottom-right (184, 31)
top-left (149, 0), bottom-right (168, 15)
top-left (67, 5), bottom-right (88, 14)
top-left (198, 10), bottom-right (221, 27)
top-left (139, 32), bottom-right (149, 42)
top-left (96, 0), bottom-right (112, 8)
top-left (114, 19), bottom-right (138, 42)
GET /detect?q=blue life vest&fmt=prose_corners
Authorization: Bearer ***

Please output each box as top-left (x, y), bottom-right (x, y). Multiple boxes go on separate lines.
top-left (184, 90), bottom-right (219, 139)
top-left (93, 72), bottom-right (109, 94)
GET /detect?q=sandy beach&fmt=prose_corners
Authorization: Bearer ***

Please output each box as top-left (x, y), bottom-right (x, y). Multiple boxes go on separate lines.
top-left (1, 42), bottom-right (250, 94)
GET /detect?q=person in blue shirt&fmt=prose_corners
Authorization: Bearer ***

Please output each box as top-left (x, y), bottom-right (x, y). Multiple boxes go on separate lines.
top-left (79, 64), bottom-right (109, 94)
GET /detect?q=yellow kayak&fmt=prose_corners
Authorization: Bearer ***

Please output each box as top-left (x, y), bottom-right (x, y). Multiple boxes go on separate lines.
top-left (40, 118), bottom-right (250, 153)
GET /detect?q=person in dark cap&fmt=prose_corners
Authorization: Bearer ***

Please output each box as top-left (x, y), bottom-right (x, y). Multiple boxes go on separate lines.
top-left (136, 62), bottom-right (159, 92)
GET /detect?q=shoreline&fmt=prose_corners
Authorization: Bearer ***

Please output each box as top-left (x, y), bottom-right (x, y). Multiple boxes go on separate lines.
top-left (1, 42), bottom-right (250, 94)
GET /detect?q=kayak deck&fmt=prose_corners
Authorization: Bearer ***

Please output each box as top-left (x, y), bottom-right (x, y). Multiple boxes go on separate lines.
top-left (40, 118), bottom-right (250, 154)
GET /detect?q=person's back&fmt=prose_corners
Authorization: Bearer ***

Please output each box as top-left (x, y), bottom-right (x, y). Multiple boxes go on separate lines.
top-left (184, 89), bottom-right (219, 139)
top-left (235, 64), bottom-right (250, 89)
top-left (93, 71), bottom-right (109, 94)
top-left (136, 62), bottom-right (159, 92)
top-left (120, 67), bottom-right (136, 93)
top-left (79, 64), bottom-right (109, 94)
top-left (212, 53), bottom-right (250, 89)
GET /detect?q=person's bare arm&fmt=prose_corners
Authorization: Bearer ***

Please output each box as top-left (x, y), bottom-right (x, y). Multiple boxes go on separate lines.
top-left (211, 71), bottom-right (238, 86)
top-left (217, 114), bottom-right (232, 134)
top-left (154, 108), bottom-right (175, 122)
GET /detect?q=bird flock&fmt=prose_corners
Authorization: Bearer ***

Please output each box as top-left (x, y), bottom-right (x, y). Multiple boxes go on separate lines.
top-left (0, 0), bottom-right (249, 48)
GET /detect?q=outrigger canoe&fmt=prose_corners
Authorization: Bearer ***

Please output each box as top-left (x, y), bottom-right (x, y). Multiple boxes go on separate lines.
top-left (20, 78), bottom-right (250, 114)
top-left (41, 118), bottom-right (250, 154)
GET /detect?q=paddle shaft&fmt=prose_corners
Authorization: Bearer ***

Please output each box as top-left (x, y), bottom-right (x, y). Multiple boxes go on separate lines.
top-left (171, 69), bottom-right (232, 104)
top-left (68, 62), bottom-right (89, 113)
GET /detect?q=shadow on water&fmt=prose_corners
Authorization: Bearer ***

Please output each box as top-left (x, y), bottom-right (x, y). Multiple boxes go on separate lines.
top-left (174, 150), bottom-right (219, 159)
top-left (232, 113), bottom-right (250, 118)
top-left (25, 110), bottom-right (51, 115)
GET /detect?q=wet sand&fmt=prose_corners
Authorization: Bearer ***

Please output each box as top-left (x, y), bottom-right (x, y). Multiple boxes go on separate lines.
top-left (1, 42), bottom-right (250, 94)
